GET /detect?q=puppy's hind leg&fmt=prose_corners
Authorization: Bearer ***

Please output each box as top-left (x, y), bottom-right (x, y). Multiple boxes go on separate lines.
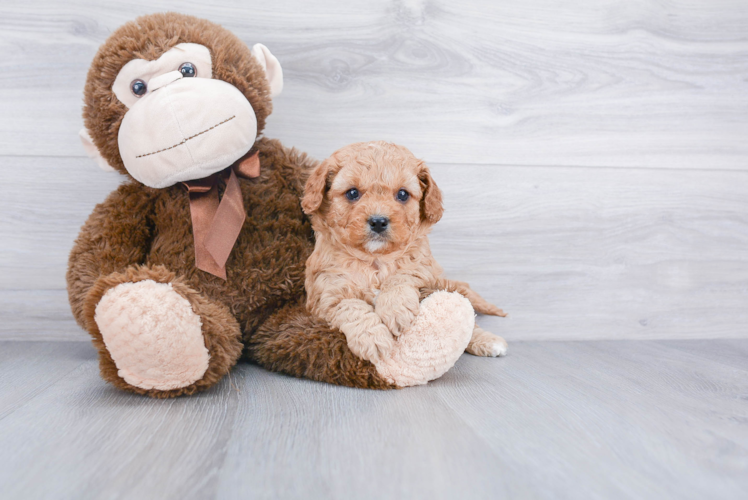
top-left (430, 279), bottom-right (507, 317)
top-left (466, 325), bottom-right (508, 357)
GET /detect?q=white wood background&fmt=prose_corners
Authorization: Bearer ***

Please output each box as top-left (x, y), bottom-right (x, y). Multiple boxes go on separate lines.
top-left (1, 0), bottom-right (747, 341)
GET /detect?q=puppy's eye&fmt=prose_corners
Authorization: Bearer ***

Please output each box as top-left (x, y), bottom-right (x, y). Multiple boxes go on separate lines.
top-left (396, 189), bottom-right (410, 202)
top-left (131, 79), bottom-right (147, 96)
top-left (179, 62), bottom-right (197, 78)
top-left (345, 188), bottom-right (360, 201)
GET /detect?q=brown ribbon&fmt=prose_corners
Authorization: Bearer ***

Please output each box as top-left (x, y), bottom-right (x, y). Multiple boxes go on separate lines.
top-left (182, 150), bottom-right (261, 279)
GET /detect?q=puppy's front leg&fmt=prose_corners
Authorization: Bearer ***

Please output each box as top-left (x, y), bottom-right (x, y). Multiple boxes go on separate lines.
top-left (331, 299), bottom-right (394, 363)
top-left (375, 276), bottom-right (421, 336)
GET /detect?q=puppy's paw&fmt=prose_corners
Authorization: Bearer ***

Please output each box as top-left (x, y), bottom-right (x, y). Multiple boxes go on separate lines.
top-left (376, 287), bottom-right (420, 336)
top-left (345, 323), bottom-right (395, 363)
top-left (467, 327), bottom-right (508, 357)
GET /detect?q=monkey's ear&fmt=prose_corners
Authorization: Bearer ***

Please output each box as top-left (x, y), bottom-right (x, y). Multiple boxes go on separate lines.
top-left (301, 158), bottom-right (335, 215)
top-left (79, 128), bottom-right (116, 172)
top-left (418, 164), bottom-right (444, 224)
top-left (251, 43), bottom-right (283, 98)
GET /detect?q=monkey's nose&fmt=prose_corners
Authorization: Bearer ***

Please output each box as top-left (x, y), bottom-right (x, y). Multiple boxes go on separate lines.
top-left (149, 71), bottom-right (184, 92)
top-left (368, 216), bottom-right (389, 234)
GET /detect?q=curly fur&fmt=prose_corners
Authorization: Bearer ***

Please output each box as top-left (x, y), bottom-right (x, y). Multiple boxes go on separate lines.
top-left (302, 142), bottom-right (508, 361)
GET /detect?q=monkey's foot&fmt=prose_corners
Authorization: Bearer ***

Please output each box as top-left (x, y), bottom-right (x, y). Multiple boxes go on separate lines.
top-left (374, 291), bottom-right (474, 387)
top-left (94, 280), bottom-right (210, 391)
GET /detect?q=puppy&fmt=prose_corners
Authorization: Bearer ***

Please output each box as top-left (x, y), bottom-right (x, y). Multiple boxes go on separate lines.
top-left (301, 141), bottom-right (507, 364)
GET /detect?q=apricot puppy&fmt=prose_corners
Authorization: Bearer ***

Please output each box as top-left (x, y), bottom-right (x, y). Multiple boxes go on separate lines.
top-left (302, 141), bottom-right (508, 363)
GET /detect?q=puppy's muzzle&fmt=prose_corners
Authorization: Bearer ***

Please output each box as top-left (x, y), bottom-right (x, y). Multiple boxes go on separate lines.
top-left (368, 216), bottom-right (389, 234)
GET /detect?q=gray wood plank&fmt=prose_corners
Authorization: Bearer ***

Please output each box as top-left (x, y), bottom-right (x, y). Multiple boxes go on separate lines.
top-left (214, 363), bottom-right (520, 500)
top-left (656, 338), bottom-right (748, 373)
top-left (0, 290), bottom-right (85, 340)
top-left (0, 341), bottom-right (95, 419)
top-left (0, 340), bottom-right (746, 499)
top-left (432, 341), bottom-right (748, 500)
top-left (0, 354), bottom-right (241, 500)
top-left (3, 157), bottom-right (747, 341)
top-left (435, 164), bottom-right (748, 341)
top-left (0, 156), bottom-right (123, 292)
top-left (1, 0), bottom-right (747, 168)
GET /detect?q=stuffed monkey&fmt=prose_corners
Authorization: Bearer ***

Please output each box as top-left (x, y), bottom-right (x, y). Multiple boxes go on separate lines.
top-left (68, 12), bottom-right (474, 397)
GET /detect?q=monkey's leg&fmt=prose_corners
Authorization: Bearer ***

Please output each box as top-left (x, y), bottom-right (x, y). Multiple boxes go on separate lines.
top-left (83, 265), bottom-right (243, 398)
top-left (246, 301), bottom-right (396, 389)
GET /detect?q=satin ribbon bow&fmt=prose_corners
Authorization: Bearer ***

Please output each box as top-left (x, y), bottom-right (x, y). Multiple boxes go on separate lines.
top-left (182, 150), bottom-right (261, 279)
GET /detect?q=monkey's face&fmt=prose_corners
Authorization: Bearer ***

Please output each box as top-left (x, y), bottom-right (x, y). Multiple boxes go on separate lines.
top-left (114, 43), bottom-right (265, 188)
top-left (81, 14), bottom-right (282, 188)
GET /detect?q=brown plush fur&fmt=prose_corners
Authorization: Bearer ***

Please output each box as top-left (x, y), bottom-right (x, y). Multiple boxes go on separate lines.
top-left (68, 13), bottom-right (395, 396)
top-left (302, 142), bottom-right (507, 362)
top-left (247, 300), bottom-right (394, 390)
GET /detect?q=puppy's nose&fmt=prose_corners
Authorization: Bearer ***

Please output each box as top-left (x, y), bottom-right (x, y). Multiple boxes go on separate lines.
top-left (368, 216), bottom-right (389, 234)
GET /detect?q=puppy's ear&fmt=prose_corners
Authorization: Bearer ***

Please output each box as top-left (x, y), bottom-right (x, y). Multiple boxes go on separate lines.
top-left (302, 158), bottom-right (335, 215)
top-left (418, 165), bottom-right (444, 224)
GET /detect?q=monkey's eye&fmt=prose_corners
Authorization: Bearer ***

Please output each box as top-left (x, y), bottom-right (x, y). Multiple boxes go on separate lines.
top-left (345, 188), bottom-right (360, 201)
top-left (179, 62), bottom-right (197, 78)
top-left (130, 79), bottom-right (147, 97)
top-left (396, 189), bottom-right (410, 202)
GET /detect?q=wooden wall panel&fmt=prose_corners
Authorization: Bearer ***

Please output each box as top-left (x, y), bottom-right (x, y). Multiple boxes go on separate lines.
top-left (1, 0), bottom-right (746, 340)
top-left (2, 158), bottom-right (746, 341)
top-left (0, 0), bottom-right (747, 167)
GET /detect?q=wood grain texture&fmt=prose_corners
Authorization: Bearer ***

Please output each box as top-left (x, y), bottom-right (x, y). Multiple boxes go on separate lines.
top-left (0, 0), bottom-right (747, 167)
top-left (0, 2), bottom-right (746, 340)
top-left (0, 341), bottom-right (94, 420)
top-left (0, 340), bottom-right (745, 499)
top-left (3, 157), bottom-right (747, 341)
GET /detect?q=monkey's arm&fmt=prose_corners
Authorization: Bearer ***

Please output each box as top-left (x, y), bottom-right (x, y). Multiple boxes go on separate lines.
top-left (66, 182), bottom-right (156, 328)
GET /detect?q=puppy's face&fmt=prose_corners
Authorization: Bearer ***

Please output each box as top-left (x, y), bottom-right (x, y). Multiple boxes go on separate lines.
top-left (302, 142), bottom-right (443, 255)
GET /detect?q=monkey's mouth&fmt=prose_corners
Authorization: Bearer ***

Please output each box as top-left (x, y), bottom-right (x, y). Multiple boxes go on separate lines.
top-left (135, 115), bottom-right (236, 159)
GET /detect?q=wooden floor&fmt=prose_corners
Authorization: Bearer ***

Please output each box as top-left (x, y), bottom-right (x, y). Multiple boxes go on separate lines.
top-left (0, 339), bottom-right (746, 500)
